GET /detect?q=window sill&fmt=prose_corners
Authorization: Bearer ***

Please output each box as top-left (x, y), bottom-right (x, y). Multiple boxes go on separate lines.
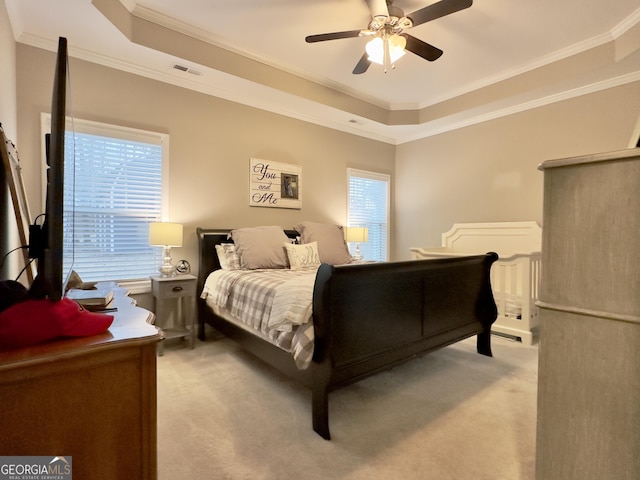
top-left (118, 278), bottom-right (152, 295)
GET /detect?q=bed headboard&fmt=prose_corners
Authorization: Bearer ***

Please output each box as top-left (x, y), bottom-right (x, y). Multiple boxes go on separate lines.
top-left (195, 227), bottom-right (299, 295)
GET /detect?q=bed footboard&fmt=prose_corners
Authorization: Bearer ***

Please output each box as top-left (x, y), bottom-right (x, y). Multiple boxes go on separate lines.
top-left (310, 253), bottom-right (498, 439)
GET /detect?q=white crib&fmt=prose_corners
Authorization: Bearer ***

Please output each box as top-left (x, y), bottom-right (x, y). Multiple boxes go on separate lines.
top-left (410, 221), bottom-right (541, 345)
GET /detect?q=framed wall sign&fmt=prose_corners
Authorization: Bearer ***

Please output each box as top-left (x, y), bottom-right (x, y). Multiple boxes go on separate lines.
top-left (249, 158), bottom-right (302, 209)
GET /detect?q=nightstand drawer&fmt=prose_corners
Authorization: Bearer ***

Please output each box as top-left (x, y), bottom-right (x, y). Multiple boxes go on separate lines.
top-left (151, 276), bottom-right (197, 299)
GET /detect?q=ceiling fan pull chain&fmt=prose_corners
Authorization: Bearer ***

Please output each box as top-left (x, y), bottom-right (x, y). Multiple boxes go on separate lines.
top-left (383, 32), bottom-right (390, 73)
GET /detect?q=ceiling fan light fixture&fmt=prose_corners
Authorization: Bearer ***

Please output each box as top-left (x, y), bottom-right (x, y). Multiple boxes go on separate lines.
top-left (305, 0), bottom-right (472, 74)
top-left (366, 34), bottom-right (406, 66)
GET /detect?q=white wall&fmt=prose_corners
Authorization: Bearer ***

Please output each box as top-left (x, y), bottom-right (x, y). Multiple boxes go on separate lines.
top-left (394, 81), bottom-right (640, 259)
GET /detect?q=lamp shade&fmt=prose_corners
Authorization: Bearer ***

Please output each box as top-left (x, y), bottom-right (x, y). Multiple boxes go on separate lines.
top-left (149, 222), bottom-right (183, 247)
top-left (345, 227), bottom-right (369, 243)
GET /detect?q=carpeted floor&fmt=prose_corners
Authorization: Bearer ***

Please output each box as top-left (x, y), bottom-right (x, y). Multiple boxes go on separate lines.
top-left (157, 332), bottom-right (538, 479)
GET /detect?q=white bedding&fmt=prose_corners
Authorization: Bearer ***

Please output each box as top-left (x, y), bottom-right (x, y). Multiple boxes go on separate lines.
top-left (269, 273), bottom-right (315, 332)
top-left (200, 268), bottom-right (317, 369)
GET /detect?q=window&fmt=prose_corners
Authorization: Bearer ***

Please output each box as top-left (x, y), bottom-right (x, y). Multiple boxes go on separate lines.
top-left (347, 168), bottom-right (390, 261)
top-left (42, 115), bottom-right (168, 283)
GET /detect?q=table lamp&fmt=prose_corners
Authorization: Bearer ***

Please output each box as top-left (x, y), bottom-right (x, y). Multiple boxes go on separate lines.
top-left (149, 222), bottom-right (183, 277)
top-left (345, 227), bottom-right (368, 261)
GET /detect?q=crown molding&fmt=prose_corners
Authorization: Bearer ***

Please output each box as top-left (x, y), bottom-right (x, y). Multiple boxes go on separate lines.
top-left (122, 1), bottom-right (640, 114)
top-left (12, 0), bottom-right (640, 146)
top-left (127, 3), bottom-right (397, 111)
top-left (398, 70), bottom-right (640, 144)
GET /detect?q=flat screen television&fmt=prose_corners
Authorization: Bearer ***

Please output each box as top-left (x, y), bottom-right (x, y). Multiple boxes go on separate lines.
top-left (30, 36), bottom-right (68, 301)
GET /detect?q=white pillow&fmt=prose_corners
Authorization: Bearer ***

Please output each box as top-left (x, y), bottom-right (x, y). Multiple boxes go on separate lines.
top-left (284, 242), bottom-right (321, 270)
top-left (215, 244), bottom-right (241, 270)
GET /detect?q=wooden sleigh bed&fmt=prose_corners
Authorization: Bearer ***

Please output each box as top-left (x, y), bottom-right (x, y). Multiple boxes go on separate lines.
top-left (196, 225), bottom-right (498, 439)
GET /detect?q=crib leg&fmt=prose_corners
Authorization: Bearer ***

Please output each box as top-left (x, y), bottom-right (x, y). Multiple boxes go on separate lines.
top-left (477, 330), bottom-right (493, 357)
top-left (312, 386), bottom-right (331, 440)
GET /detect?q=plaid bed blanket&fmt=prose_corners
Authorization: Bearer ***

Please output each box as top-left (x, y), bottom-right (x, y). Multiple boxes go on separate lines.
top-left (201, 268), bottom-right (316, 369)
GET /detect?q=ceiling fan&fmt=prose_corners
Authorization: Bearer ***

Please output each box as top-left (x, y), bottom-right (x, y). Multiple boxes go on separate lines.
top-left (305, 0), bottom-right (472, 74)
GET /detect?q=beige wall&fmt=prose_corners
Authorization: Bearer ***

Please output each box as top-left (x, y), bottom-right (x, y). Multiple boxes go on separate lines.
top-left (0, 2), bottom-right (15, 135)
top-left (394, 81), bottom-right (640, 259)
top-left (11, 42), bottom-right (640, 275)
top-left (15, 44), bottom-right (395, 278)
top-left (0, 0), bottom-right (18, 279)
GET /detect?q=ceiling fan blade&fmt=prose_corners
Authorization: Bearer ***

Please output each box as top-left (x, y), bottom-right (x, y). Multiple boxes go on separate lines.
top-left (407, 0), bottom-right (472, 27)
top-left (366, 0), bottom-right (389, 17)
top-left (305, 30), bottom-right (362, 43)
top-left (401, 34), bottom-right (443, 61)
top-left (352, 53), bottom-right (372, 74)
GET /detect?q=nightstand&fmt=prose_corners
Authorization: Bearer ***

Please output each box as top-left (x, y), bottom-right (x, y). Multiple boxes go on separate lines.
top-left (151, 274), bottom-right (197, 355)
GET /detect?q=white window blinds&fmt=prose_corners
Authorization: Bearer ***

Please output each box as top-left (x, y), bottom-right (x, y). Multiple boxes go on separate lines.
top-left (43, 116), bottom-right (167, 282)
top-left (347, 169), bottom-right (390, 261)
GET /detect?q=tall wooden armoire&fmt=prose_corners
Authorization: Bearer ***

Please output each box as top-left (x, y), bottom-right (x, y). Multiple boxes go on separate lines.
top-left (536, 148), bottom-right (640, 479)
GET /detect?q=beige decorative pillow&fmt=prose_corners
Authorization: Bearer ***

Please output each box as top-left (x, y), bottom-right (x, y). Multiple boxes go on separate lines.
top-left (284, 242), bottom-right (321, 270)
top-left (215, 244), bottom-right (241, 270)
top-left (230, 226), bottom-right (290, 269)
top-left (294, 221), bottom-right (352, 265)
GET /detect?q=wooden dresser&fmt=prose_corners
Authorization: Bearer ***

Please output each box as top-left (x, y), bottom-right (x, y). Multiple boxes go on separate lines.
top-left (0, 287), bottom-right (161, 480)
top-left (536, 149), bottom-right (640, 480)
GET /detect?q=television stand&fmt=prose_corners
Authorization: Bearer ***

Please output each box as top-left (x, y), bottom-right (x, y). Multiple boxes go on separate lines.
top-left (0, 286), bottom-right (161, 479)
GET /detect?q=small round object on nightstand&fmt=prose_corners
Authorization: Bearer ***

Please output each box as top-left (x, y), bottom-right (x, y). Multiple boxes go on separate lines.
top-left (176, 259), bottom-right (190, 274)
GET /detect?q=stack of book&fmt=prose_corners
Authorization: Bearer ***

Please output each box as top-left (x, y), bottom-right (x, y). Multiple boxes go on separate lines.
top-left (66, 287), bottom-right (115, 312)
